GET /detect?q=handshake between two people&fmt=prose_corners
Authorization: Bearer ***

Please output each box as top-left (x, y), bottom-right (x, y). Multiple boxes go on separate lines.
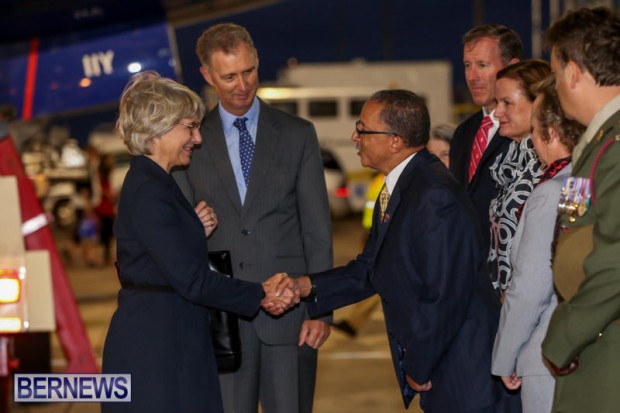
top-left (260, 273), bottom-right (313, 316)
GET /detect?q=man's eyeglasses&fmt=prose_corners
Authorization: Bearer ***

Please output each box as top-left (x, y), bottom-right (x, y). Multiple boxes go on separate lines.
top-left (178, 121), bottom-right (201, 135)
top-left (354, 120), bottom-right (397, 137)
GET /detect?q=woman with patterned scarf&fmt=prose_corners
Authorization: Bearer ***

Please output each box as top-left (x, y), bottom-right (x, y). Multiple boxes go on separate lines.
top-left (488, 59), bottom-right (551, 295)
top-left (491, 75), bottom-right (585, 412)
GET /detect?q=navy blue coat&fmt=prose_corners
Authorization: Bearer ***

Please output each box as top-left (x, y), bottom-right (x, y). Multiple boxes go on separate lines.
top-left (102, 156), bottom-right (264, 413)
top-left (308, 150), bottom-right (509, 412)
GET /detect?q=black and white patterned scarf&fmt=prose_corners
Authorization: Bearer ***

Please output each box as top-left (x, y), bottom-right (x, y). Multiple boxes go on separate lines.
top-left (488, 136), bottom-right (543, 292)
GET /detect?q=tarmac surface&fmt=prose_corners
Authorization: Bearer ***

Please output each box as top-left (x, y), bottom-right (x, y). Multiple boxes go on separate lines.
top-left (9, 216), bottom-right (422, 413)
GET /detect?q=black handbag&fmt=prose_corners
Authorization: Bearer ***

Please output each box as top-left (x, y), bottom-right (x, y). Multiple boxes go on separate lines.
top-left (207, 250), bottom-right (242, 373)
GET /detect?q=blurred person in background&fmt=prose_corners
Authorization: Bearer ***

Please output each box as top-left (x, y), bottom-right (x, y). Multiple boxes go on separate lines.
top-left (173, 23), bottom-right (332, 413)
top-left (427, 124), bottom-right (455, 168)
top-left (450, 24), bottom-right (522, 257)
top-left (94, 152), bottom-right (117, 265)
top-left (491, 76), bottom-right (584, 412)
top-left (361, 173), bottom-right (385, 235)
top-left (488, 59), bottom-right (549, 295)
top-left (541, 7), bottom-right (620, 412)
top-left (74, 182), bottom-right (99, 266)
top-left (102, 71), bottom-right (297, 413)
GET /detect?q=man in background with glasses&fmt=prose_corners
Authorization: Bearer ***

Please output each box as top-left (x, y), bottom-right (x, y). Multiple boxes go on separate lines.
top-left (276, 89), bottom-right (516, 412)
top-left (173, 23), bottom-right (332, 413)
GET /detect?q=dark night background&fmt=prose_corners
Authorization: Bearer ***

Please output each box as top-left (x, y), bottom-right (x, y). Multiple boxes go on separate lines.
top-left (1, 0), bottom-right (611, 144)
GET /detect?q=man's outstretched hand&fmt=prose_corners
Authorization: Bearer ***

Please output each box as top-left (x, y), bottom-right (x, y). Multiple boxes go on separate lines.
top-left (274, 275), bottom-right (313, 299)
top-left (261, 273), bottom-right (301, 315)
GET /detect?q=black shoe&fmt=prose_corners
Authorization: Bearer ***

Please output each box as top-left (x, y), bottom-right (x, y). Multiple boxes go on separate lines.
top-left (333, 321), bottom-right (357, 337)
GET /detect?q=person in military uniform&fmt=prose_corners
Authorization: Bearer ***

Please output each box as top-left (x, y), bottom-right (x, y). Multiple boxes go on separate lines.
top-left (541, 7), bottom-right (620, 413)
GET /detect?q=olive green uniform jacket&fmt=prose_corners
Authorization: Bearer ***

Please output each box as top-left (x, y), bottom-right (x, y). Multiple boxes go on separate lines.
top-left (542, 106), bottom-right (620, 413)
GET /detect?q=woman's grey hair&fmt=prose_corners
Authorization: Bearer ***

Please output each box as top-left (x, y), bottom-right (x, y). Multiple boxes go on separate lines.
top-left (430, 124), bottom-right (455, 145)
top-left (116, 71), bottom-right (206, 155)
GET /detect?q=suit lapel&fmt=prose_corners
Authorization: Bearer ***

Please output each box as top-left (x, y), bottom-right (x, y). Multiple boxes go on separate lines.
top-left (374, 187), bottom-right (401, 255)
top-left (168, 169), bottom-right (204, 227)
top-left (573, 114), bottom-right (619, 173)
top-left (469, 130), bottom-right (509, 189)
top-left (136, 156), bottom-right (202, 226)
top-left (574, 139), bottom-right (597, 173)
top-left (242, 101), bottom-right (279, 215)
top-left (204, 110), bottom-right (243, 215)
top-left (455, 111), bottom-right (482, 182)
top-left (372, 151), bottom-right (425, 259)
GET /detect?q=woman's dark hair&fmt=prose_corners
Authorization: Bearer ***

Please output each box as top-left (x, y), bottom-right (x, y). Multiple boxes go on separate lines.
top-left (496, 59), bottom-right (552, 102)
top-left (530, 76), bottom-right (585, 152)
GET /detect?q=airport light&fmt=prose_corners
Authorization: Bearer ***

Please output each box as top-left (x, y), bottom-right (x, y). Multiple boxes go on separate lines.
top-left (0, 268), bottom-right (24, 332)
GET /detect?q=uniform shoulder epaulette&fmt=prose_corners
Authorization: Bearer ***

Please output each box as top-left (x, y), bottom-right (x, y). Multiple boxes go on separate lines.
top-left (607, 118), bottom-right (620, 141)
top-left (595, 129), bottom-right (605, 142)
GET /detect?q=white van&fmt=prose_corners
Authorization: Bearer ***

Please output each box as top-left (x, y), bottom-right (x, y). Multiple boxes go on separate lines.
top-left (257, 86), bottom-right (379, 213)
top-left (255, 61), bottom-right (453, 214)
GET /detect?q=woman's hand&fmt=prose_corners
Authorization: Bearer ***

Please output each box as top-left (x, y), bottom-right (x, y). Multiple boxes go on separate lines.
top-left (501, 372), bottom-right (522, 390)
top-left (195, 201), bottom-right (218, 237)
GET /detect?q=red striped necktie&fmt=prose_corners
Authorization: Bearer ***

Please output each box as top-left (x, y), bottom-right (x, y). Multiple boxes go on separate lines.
top-left (468, 115), bottom-right (493, 182)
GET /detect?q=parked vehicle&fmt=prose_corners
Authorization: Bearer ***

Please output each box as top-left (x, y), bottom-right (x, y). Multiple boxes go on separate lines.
top-left (87, 125), bottom-right (354, 218)
top-left (321, 149), bottom-right (350, 218)
top-left (252, 61), bottom-right (454, 213)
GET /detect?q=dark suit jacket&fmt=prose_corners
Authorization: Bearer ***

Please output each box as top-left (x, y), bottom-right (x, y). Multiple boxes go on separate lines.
top-left (102, 156), bottom-right (264, 413)
top-left (308, 150), bottom-right (508, 412)
top-left (175, 99), bottom-right (333, 344)
top-left (450, 110), bottom-right (512, 253)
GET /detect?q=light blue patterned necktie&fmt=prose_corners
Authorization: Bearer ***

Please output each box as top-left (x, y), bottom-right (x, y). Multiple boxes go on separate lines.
top-left (233, 117), bottom-right (254, 186)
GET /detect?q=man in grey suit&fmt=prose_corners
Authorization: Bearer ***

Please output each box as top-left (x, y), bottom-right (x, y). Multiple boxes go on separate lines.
top-left (174, 23), bottom-right (333, 413)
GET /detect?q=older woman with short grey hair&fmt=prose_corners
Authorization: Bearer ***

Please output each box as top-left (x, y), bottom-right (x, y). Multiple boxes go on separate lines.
top-left (102, 71), bottom-right (294, 413)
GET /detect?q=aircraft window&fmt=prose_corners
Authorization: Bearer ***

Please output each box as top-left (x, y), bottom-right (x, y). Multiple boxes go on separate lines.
top-left (271, 101), bottom-right (298, 115)
top-left (309, 100), bottom-right (337, 118)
